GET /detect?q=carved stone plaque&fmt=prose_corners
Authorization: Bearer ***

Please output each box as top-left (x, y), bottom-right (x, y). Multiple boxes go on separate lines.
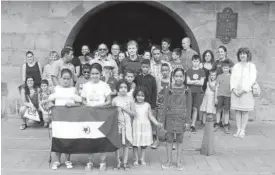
top-left (216, 7), bottom-right (238, 44)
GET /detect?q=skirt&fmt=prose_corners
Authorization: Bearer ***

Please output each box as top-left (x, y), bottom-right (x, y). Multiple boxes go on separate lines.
top-left (231, 91), bottom-right (255, 111)
top-left (200, 117), bottom-right (215, 156)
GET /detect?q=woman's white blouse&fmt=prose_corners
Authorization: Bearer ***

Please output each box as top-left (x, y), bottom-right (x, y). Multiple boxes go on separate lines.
top-left (230, 62), bottom-right (257, 92)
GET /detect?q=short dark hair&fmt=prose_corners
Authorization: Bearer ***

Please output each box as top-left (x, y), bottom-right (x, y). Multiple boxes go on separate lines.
top-left (26, 51), bottom-right (34, 56)
top-left (161, 37), bottom-right (171, 45)
top-left (82, 63), bottom-right (91, 71)
top-left (143, 50), bottom-right (151, 55)
top-left (141, 59), bottom-right (151, 66)
top-left (116, 79), bottom-right (130, 92)
top-left (125, 69), bottom-right (135, 76)
top-left (202, 50), bottom-right (215, 64)
top-left (222, 59), bottom-right (232, 67)
top-left (61, 47), bottom-right (73, 58)
top-left (61, 68), bottom-right (73, 78)
top-left (133, 86), bottom-right (146, 101)
top-left (172, 48), bottom-right (182, 57)
top-left (41, 79), bottom-right (49, 86)
top-left (218, 45), bottom-right (227, 53)
top-left (152, 45), bottom-right (161, 53)
top-left (192, 54), bottom-right (201, 61)
top-left (90, 63), bottom-right (103, 73)
top-left (237, 47), bottom-right (252, 62)
top-left (161, 63), bottom-right (170, 69)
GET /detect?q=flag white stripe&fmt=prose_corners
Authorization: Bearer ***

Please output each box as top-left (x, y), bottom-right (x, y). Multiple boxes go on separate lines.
top-left (52, 121), bottom-right (106, 139)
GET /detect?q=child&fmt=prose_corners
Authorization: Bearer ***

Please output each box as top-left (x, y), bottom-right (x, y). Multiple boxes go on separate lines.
top-left (186, 55), bottom-right (206, 133)
top-left (43, 68), bottom-right (82, 170)
top-left (124, 69), bottom-right (136, 97)
top-left (75, 64), bottom-right (91, 95)
top-left (101, 62), bottom-right (118, 99)
top-left (200, 70), bottom-right (217, 156)
top-left (118, 52), bottom-right (126, 66)
top-left (81, 63), bottom-right (112, 171)
top-left (200, 70), bottom-right (217, 126)
top-left (42, 51), bottom-right (59, 91)
top-left (161, 38), bottom-right (172, 62)
top-left (162, 68), bottom-right (192, 170)
top-left (151, 63), bottom-right (170, 149)
top-left (170, 48), bottom-right (184, 71)
top-left (215, 60), bottom-right (232, 134)
top-left (134, 59), bottom-right (157, 110)
top-left (143, 50), bottom-right (151, 60)
top-left (38, 79), bottom-right (53, 128)
top-left (112, 80), bottom-right (136, 170)
top-left (132, 87), bottom-right (162, 166)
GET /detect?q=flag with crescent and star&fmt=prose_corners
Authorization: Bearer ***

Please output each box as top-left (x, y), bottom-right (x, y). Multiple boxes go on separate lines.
top-left (51, 106), bottom-right (121, 153)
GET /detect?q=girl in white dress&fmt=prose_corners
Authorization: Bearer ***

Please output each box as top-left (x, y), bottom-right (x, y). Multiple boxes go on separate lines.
top-left (132, 88), bottom-right (162, 166)
top-left (42, 68), bottom-right (82, 170)
top-left (112, 80), bottom-right (136, 170)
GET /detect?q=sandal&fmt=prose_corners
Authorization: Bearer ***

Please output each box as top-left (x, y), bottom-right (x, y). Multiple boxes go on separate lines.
top-left (99, 162), bottom-right (107, 171)
top-left (176, 164), bottom-right (184, 171)
top-left (239, 130), bottom-right (245, 139)
top-left (20, 124), bottom-right (27, 130)
top-left (233, 129), bottom-right (241, 138)
top-left (85, 162), bottom-right (93, 171)
top-left (65, 161), bottom-right (73, 169)
top-left (123, 163), bottom-right (130, 171)
top-left (51, 161), bottom-right (61, 170)
top-left (113, 161), bottom-right (121, 170)
top-left (161, 162), bottom-right (172, 169)
top-left (140, 160), bottom-right (147, 166)
top-left (133, 161), bottom-right (139, 166)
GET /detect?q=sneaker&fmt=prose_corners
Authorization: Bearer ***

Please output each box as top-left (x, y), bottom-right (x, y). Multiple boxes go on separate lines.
top-left (172, 143), bottom-right (176, 150)
top-left (190, 126), bottom-right (196, 133)
top-left (214, 124), bottom-right (220, 132)
top-left (51, 162), bottom-right (61, 170)
top-left (99, 162), bottom-right (107, 171)
top-left (224, 124), bottom-right (230, 134)
top-left (162, 162), bottom-right (172, 169)
top-left (233, 129), bottom-right (241, 137)
top-left (65, 161), bottom-right (73, 169)
top-left (239, 130), bottom-right (245, 139)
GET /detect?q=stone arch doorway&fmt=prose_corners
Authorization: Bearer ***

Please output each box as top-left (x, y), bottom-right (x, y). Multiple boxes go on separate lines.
top-left (65, 1), bottom-right (200, 56)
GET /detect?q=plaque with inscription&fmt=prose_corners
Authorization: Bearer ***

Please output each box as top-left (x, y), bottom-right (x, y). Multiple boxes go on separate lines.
top-left (216, 7), bottom-right (238, 44)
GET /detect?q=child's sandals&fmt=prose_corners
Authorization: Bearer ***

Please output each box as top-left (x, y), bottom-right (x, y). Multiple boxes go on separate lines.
top-left (85, 162), bottom-right (93, 171)
top-left (113, 161), bottom-right (121, 171)
top-left (65, 161), bottom-right (73, 169)
top-left (51, 162), bottom-right (61, 170)
top-left (140, 160), bottom-right (147, 166)
top-left (122, 163), bottom-right (130, 171)
top-left (176, 164), bottom-right (184, 171)
top-left (161, 162), bottom-right (172, 169)
top-left (133, 161), bottom-right (139, 167)
top-left (19, 124), bottom-right (27, 130)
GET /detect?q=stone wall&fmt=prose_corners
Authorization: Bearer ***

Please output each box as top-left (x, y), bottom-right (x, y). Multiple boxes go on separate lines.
top-left (1, 1), bottom-right (275, 120)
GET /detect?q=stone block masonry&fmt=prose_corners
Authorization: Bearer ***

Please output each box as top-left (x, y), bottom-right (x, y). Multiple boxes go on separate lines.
top-left (1, 1), bottom-right (275, 120)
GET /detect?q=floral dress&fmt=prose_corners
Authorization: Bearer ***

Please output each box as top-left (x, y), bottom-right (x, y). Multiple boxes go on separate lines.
top-left (200, 80), bottom-right (217, 114)
top-left (113, 96), bottom-right (133, 145)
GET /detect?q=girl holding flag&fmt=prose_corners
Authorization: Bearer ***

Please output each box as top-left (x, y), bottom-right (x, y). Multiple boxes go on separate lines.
top-left (42, 68), bottom-right (82, 170)
top-left (81, 63), bottom-right (112, 171)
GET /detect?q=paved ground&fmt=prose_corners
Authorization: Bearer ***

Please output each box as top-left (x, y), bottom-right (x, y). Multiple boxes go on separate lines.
top-left (2, 116), bottom-right (275, 175)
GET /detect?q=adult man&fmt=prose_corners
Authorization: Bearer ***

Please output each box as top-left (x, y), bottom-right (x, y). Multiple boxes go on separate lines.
top-left (110, 43), bottom-right (120, 65)
top-left (77, 45), bottom-right (93, 77)
top-left (161, 38), bottom-right (173, 62)
top-left (181, 37), bottom-right (198, 70)
top-left (51, 47), bottom-right (75, 86)
top-left (90, 43), bottom-right (118, 78)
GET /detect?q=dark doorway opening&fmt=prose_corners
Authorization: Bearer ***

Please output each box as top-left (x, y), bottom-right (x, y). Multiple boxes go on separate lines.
top-left (68, 2), bottom-right (199, 56)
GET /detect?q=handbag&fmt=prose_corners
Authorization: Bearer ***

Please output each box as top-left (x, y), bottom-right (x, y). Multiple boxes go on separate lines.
top-left (252, 81), bottom-right (261, 97)
top-left (23, 96), bottom-right (40, 121)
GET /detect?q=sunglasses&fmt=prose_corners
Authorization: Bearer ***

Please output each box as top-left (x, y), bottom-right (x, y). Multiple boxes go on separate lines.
top-left (83, 71), bottom-right (90, 74)
top-left (98, 48), bottom-right (107, 51)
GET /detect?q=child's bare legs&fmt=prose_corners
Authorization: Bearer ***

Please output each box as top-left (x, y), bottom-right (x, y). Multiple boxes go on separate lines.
top-left (162, 133), bottom-right (173, 169)
top-left (191, 107), bottom-right (197, 127)
top-left (85, 154), bottom-right (94, 171)
top-left (215, 108), bottom-right (222, 131)
top-left (133, 146), bottom-right (139, 165)
top-left (151, 110), bottom-right (160, 149)
top-left (19, 106), bottom-right (27, 130)
top-left (223, 109), bottom-right (230, 134)
top-left (176, 142), bottom-right (182, 166)
top-left (140, 146), bottom-right (147, 164)
top-left (53, 152), bottom-right (61, 163)
top-left (202, 112), bottom-right (207, 124)
top-left (233, 110), bottom-right (242, 137)
top-left (123, 146), bottom-right (129, 164)
top-left (240, 111), bottom-right (249, 138)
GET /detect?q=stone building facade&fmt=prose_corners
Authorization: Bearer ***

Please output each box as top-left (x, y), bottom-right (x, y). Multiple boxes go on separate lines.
top-left (1, 1), bottom-right (275, 120)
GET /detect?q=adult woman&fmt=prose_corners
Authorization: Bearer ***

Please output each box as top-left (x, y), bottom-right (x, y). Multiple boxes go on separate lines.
top-left (201, 50), bottom-right (215, 91)
top-left (19, 76), bottom-right (40, 130)
top-left (22, 51), bottom-right (42, 87)
top-left (213, 46), bottom-right (234, 76)
top-left (230, 47), bottom-right (257, 138)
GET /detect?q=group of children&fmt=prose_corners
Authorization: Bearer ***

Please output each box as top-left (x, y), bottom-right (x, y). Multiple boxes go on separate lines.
top-left (28, 39), bottom-right (235, 171)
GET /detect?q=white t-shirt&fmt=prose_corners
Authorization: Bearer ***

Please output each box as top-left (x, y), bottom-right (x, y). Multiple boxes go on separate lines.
top-left (81, 80), bottom-right (111, 107)
top-left (49, 86), bottom-right (80, 106)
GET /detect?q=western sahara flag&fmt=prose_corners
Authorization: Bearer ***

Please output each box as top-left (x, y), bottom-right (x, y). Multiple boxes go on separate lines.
top-left (51, 106), bottom-right (122, 154)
